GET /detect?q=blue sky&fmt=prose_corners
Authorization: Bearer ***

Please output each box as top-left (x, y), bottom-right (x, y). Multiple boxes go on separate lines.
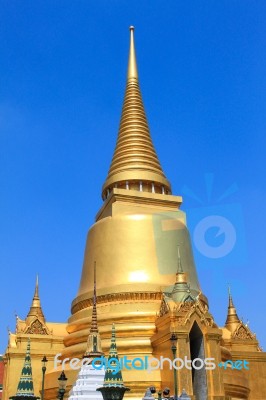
top-left (0, 1), bottom-right (265, 353)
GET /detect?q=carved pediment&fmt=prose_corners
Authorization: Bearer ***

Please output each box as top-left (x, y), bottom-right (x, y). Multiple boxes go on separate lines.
top-left (233, 324), bottom-right (255, 340)
top-left (175, 299), bottom-right (216, 328)
top-left (178, 300), bottom-right (194, 313)
top-left (158, 293), bottom-right (217, 329)
top-left (24, 318), bottom-right (49, 335)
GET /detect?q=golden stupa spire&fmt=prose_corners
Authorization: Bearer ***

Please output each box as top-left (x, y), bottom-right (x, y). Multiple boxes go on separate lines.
top-left (26, 275), bottom-right (45, 323)
top-left (102, 26), bottom-right (171, 199)
top-left (225, 286), bottom-right (241, 332)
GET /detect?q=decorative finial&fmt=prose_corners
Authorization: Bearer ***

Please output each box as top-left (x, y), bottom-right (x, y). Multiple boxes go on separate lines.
top-left (174, 244), bottom-right (186, 286)
top-left (172, 244), bottom-right (194, 303)
top-left (127, 25), bottom-right (138, 80)
top-left (111, 323), bottom-right (117, 349)
top-left (90, 262), bottom-right (98, 333)
top-left (225, 286), bottom-right (241, 330)
top-left (34, 274), bottom-right (39, 298)
top-left (25, 276), bottom-right (46, 327)
top-left (177, 245), bottom-right (183, 274)
top-left (84, 261), bottom-right (104, 358)
top-left (228, 285), bottom-right (234, 308)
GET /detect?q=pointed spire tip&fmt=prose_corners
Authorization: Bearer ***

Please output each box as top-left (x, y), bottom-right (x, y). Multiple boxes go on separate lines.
top-left (225, 285), bottom-right (241, 329)
top-left (228, 285), bottom-right (234, 307)
top-left (25, 275), bottom-right (45, 324)
top-left (34, 274), bottom-right (39, 297)
top-left (127, 25), bottom-right (138, 81)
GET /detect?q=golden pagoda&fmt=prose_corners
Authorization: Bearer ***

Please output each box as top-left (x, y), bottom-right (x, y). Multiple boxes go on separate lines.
top-left (3, 27), bottom-right (266, 400)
